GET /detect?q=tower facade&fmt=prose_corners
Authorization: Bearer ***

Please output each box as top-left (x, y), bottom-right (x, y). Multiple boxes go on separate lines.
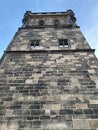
top-left (0, 10), bottom-right (98, 130)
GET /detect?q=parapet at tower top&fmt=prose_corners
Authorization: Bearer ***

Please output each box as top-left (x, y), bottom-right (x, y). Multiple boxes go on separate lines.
top-left (22, 10), bottom-right (78, 28)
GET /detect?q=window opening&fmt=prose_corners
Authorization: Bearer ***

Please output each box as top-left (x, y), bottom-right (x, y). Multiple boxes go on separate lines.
top-left (30, 40), bottom-right (40, 49)
top-left (39, 20), bottom-right (44, 26)
top-left (59, 39), bottom-right (69, 47)
top-left (54, 20), bottom-right (59, 27)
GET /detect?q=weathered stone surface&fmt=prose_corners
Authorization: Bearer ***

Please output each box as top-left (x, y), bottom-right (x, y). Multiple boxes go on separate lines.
top-left (73, 119), bottom-right (90, 129)
top-left (0, 10), bottom-right (98, 130)
top-left (89, 120), bottom-right (98, 128)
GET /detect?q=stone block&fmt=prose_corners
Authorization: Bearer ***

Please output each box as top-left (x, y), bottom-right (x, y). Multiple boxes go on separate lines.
top-left (74, 109), bottom-right (83, 114)
top-left (33, 121), bottom-right (41, 128)
top-left (31, 110), bottom-right (45, 115)
top-left (75, 103), bottom-right (88, 109)
top-left (73, 119), bottom-right (90, 129)
top-left (59, 109), bottom-right (73, 115)
top-left (91, 114), bottom-right (98, 119)
top-left (27, 116), bottom-right (33, 120)
top-left (89, 120), bottom-right (98, 128)
top-left (83, 109), bottom-right (94, 114)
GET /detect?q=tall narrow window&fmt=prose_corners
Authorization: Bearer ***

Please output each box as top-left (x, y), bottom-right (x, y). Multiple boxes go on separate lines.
top-left (30, 40), bottom-right (40, 49)
top-left (59, 39), bottom-right (69, 47)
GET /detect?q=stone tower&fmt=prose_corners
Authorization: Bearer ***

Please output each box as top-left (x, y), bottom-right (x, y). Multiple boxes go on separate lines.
top-left (0, 10), bottom-right (98, 130)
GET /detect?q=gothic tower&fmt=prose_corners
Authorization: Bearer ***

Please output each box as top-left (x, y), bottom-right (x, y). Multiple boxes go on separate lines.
top-left (0, 10), bottom-right (98, 130)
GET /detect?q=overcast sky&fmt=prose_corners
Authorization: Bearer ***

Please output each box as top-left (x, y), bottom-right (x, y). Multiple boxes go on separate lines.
top-left (0, 0), bottom-right (98, 58)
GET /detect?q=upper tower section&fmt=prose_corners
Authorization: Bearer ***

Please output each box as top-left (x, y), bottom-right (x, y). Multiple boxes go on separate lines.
top-left (22, 10), bottom-right (77, 28)
top-left (7, 10), bottom-right (91, 52)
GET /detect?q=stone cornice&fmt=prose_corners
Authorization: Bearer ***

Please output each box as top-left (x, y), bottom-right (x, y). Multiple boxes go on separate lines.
top-left (19, 25), bottom-right (80, 30)
top-left (23, 10), bottom-right (75, 19)
top-left (5, 49), bottom-right (95, 54)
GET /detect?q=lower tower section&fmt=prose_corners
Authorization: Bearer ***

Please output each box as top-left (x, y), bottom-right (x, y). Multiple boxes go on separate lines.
top-left (0, 50), bottom-right (98, 130)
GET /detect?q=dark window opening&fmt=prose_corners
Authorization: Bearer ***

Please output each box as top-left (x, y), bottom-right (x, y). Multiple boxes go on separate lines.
top-left (30, 40), bottom-right (40, 48)
top-left (39, 20), bottom-right (44, 26)
top-left (54, 19), bottom-right (59, 26)
top-left (59, 39), bottom-right (69, 47)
